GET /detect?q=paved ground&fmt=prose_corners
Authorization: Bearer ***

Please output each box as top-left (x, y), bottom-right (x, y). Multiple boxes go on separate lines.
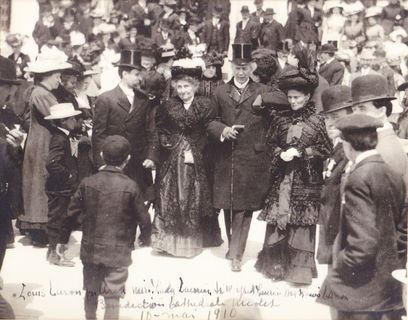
top-left (1, 211), bottom-right (332, 320)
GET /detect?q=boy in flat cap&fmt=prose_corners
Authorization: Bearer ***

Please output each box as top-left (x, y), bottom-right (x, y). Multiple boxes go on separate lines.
top-left (317, 114), bottom-right (407, 320)
top-left (59, 135), bottom-right (151, 320)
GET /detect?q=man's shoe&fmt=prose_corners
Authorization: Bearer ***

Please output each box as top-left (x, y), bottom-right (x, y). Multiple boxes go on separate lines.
top-left (225, 250), bottom-right (233, 260)
top-left (231, 259), bottom-right (241, 272)
top-left (47, 248), bottom-right (75, 267)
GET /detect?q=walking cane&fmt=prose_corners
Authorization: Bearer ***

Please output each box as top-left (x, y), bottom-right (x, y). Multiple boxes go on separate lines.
top-left (230, 140), bottom-right (235, 240)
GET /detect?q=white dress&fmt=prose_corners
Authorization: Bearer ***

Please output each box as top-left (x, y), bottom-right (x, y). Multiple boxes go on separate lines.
top-left (321, 14), bottom-right (346, 45)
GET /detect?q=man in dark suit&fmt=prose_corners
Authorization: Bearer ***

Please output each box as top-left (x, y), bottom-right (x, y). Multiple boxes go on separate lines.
top-left (92, 50), bottom-right (158, 246)
top-left (318, 43), bottom-right (345, 86)
top-left (251, 0), bottom-right (265, 23)
top-left (201, 4), bottom-right (230, 56)
top-left (259, 8), bottom-right (285, 51)
top-left (234, 6), bottom-right (260, 49)
top-left (207, 43), bottom-right (271, 272)
top-left (317, 113), bottom-right (407, 320)
top-left (316, 85), bottom-right (353, 265)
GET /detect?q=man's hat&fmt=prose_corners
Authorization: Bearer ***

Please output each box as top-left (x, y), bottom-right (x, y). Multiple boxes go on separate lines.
top-left (254, 0), bottom-right (263, 4)
top-left (335, 113), bottom-right (383, 132)
top-left (0, 57), bottom-right (20, 85)
top-left (398, 81), bottom-right (408, 91)
top-left (365, 6), bottom-right (382, 18)
top-left (102, 135), bottom-right (131, 165)
top-left (321, 85), bottom-right (353, 114)
top-left (6, 33), bottom-right (23, 48)
top-left (264, 8), bottom-right (275, 15)
top-left (44, 103), bottom-right (82, 120)
top-left (320, 42), bottom-right (337, 53)
top-left (212, 4), bottom-right (223, 17)
top-left (241, 5), bottom-right (250, 13)
top-left (277, 40), bottom-right (290, 53)
top-left (231, 43), bottom-right (252, 65)
top-left (351, 74), bottom-right (396, 105)
top-left (117, 50), bottom-right (143, 70)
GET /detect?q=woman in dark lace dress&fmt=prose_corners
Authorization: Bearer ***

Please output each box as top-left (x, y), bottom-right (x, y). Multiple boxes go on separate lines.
top-left (255, 54), bottom-right (332, 285)
top-left (152, 59), bottom-right (214, 257)
top-left (197, 50), bottom-right (224, 98)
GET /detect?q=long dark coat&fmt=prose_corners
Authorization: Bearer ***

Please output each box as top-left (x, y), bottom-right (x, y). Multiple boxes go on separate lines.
top-left (201, 20), bottom-right (230, 54)
top-left (316, 143), bottom-right (348, 264)
top-left (234, 19), bottom-right (260, 48)
top-left (259, 20), bottom-right (285, 51)
top-left (207, 79), bottom-right (271, 211)
top-left (317, 154), bottom-right (406, 312)
top-left (92, 86), bottom-right (159, 201)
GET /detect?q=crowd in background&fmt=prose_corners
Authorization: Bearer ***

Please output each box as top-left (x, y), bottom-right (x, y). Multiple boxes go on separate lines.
top-left (0, 0), bottom-right (408, 319)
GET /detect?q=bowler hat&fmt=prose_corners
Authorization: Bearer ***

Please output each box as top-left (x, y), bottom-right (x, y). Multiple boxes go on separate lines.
top-left (212, 4), bottom-right (223, 17)
top-left (321, 85), bottom-right (353, 113)
top-left (351, 74), bottom-right (396, 105)
top-left (102, 135), bottom-right (131, 165)
top-left (335, 114), bottom-right (383, 132)
top-left (231, 43), bottom-right (252, 65)
top-left (254, 0), bottom-right (263, 4)
top-left (117, 50), bottom-right (143, 70)
top-left (264, 8), bottom-right (275, 15)
top-left (241, 5), bottom-right (250, 13)
top-left (320, 43), bottom-right (337, 53)
top-left (0, 57), bottom-right (20, 84)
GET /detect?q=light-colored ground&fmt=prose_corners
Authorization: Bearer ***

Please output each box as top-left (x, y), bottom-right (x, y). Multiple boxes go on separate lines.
top-left (1, 212), bottom-right (332, 320)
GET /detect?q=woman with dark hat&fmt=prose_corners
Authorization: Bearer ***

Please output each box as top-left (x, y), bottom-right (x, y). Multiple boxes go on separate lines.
top-left (197, 50), bottom-right (224, 97)
top-left (255, 48), bottom-right (332, 284)
top-left (152, 51), bottom-right (214, 257)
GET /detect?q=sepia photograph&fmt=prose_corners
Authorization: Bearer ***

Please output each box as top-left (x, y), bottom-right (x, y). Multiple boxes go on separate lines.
top-left (0, 0), bottom-right (407, 319)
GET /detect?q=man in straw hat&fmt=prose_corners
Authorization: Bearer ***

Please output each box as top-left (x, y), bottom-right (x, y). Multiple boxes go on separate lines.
top-left (92, 49), bottom-right (158, 246)
top-left (207, 43), bottom-right (270, 272)
top-left (43, 103), bottom-right (81, 266)
top-left (316, 85), bottom-right (353, 265)
top-left (317, 113), bottom-right (407, 320)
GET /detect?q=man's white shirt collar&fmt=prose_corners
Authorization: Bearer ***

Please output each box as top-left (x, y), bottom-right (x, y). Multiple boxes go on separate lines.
top-left (234, 78), bottom-right (249, 90)
top-left (119, 83), bottom-right (134, 105)
top-left (57, 127), bottom-right (70, 136)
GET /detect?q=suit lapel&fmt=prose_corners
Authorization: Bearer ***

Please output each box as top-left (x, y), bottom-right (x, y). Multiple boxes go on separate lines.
top-left (239, 82), bottom-right (256, 105)
top-left (115, 86), bottom-right (131, 113)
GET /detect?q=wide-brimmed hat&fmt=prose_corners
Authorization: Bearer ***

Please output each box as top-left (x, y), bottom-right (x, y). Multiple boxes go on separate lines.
top-left (0, 57), bottom-right (20, 84)
top-left (116, 50), bottom-right (143, 70)
top-left (27, 46), bottom-right (72, 73)
top-left (171, 48), bottom-right (204, 79)
top-left (278, 65), bottom-right (319, 92)
top-left (44, 103), bottom-right (82, 120)
top-left (351, 74), bottom-right (396, 106)
top-left (99, 23), bottom-right (116, 34)
top-left (324, 0), bottom-right (343, 13)
top-left (90, 9), bottom-right (104, 18)
top-left (390, 28), bottom-right (407, 42)
top-left (336, 51), bottom-right (351, 62)
top-left (70, 31), bottom-right (86, 47)
top-left (6, 33), bottom-right (23, 47)
top-left (345, 8), bottom-right (364, 17)
top-left (231, 43), bottom-right (252, 66)
top-left (321, 85), bottom-right (353, 114)
top-left (365, 6), bottom-right (382, 18)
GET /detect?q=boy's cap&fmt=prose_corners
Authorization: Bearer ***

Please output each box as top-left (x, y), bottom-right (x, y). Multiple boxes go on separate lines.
top-left (102, 135), bottom-right (131, 165)
top-left (335, 114), bottom-right (383, 132)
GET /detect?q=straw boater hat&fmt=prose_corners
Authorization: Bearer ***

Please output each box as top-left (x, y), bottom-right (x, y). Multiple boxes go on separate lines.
top-left (44, 103), bottom-right (82, 120)
top-left (321, 85), bottom-right (353, 114)
top-left (27, 46), bottom-right (72, 73)
top-left (70, 31), bottom-right (86, 47)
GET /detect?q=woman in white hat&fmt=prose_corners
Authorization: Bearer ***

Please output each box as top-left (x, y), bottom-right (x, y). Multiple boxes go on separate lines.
top-left (321, 1), bottom-right (346, 46)
top-left (364, 7), bottom-right (385, 42)
top-left (18, 48), bottom-right (72, 247)
top-left (342, 8), bottom-right (365, 46)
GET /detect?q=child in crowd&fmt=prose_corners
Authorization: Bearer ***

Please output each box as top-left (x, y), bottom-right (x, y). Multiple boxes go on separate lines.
top-left (59, 135), bottom-right (151, 320)
top-left (45, 103), bottom-right (82, 267)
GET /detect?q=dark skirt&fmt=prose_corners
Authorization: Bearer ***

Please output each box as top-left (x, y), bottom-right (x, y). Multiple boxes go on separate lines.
top-left (255, 224), bottom-right (317, 285)
top-left (152, 137), bottom-right (207, 257)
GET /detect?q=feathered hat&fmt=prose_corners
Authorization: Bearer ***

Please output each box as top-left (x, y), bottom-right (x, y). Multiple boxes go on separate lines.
top-left (171, 47), bottom-right (205, 79)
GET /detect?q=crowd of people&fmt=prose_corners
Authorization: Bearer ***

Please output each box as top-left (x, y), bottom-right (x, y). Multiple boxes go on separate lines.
top-left (0, 0), bottom-right (408, 319)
